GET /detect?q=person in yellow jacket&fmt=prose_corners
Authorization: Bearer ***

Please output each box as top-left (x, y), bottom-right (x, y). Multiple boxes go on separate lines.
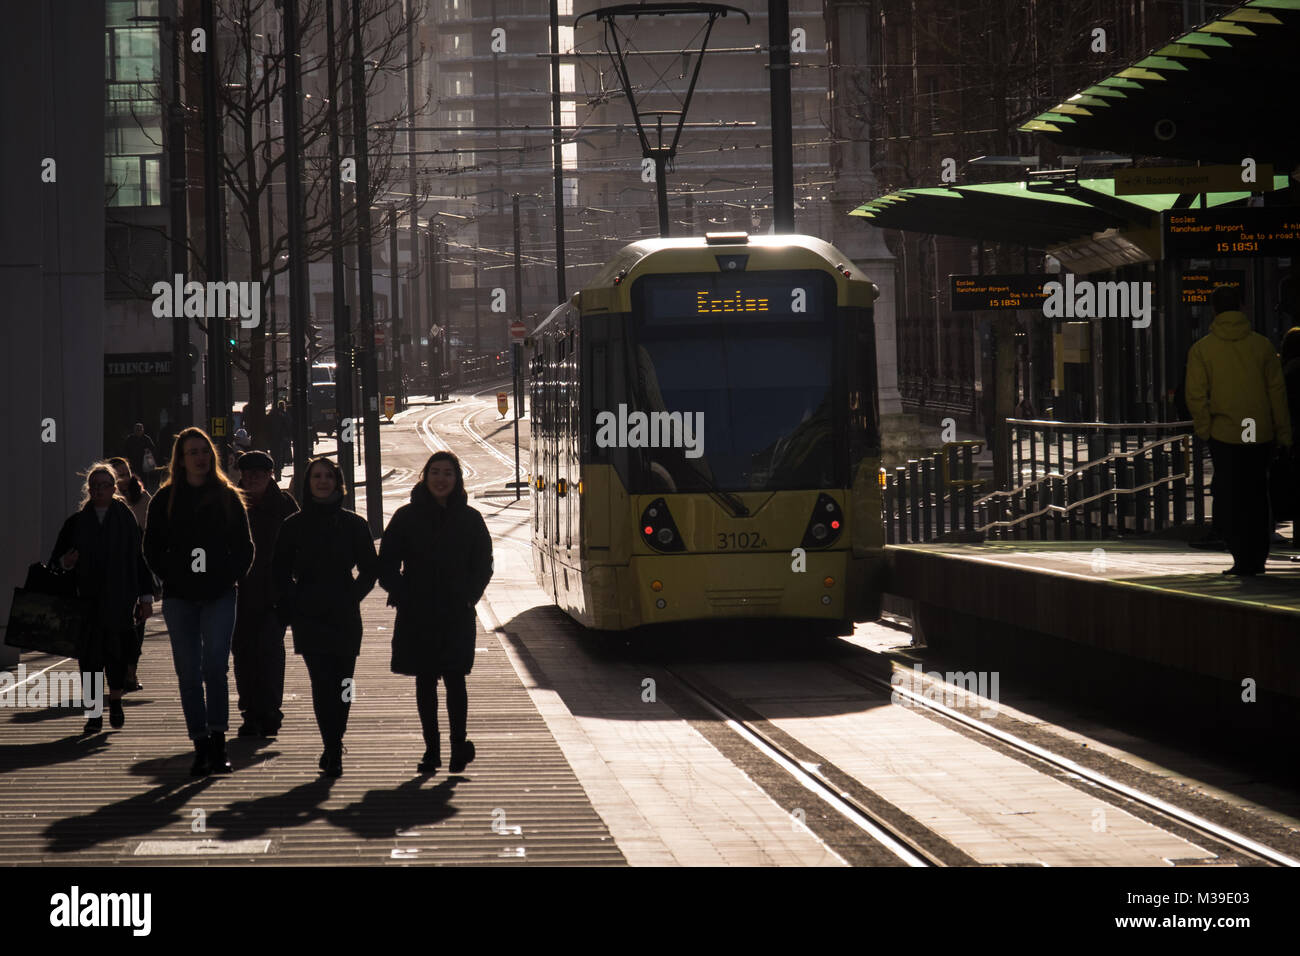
top-left (1185, 285), bottom-right (1292, 575)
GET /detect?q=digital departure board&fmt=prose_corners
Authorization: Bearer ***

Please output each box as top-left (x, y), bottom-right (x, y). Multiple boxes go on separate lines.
top-left (949, 274), bottom-right (1051, 311)
top-left (1163, 207), bottom-right (1300, 259)
top-left (1180, 270), bottom-right (1244, 305)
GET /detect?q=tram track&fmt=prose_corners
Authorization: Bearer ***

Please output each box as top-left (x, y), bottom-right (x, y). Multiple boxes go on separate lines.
top-left (661, 665), bottom-right (939, 866)
top-left (820, 651), bottom-right (1300, 868)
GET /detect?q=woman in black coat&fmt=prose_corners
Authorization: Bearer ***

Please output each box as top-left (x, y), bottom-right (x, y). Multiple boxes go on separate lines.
top-left (379, 451), bottom-right (493, 775)
top-left (50, 462), bottom-right (156, 735)
top-left (272, 457), bottom-right (378, 777)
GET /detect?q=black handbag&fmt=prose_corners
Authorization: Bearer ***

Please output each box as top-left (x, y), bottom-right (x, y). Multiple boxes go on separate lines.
top-left (24, 561), bottom-right (77, 598)
top-left (4, 564), bottom-right (90, 657)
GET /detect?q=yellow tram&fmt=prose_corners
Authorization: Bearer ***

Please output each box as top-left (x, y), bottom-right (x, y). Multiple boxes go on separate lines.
top-left (528, 233), bottom-right (886, 633)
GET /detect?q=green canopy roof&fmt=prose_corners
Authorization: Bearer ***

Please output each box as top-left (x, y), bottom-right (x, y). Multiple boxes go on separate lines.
top-left (1018, 0), bottom-right (1300, 164)
top-left (849, 176), bottom-right (1291, 249)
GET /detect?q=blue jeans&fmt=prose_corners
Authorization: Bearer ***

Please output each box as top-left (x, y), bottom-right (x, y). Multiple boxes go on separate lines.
top-left (163, 589), bottom-right (237, 740)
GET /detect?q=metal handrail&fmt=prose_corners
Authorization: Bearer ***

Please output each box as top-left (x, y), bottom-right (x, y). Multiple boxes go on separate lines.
top-left (1007, 418), bottom-right (1194, 431)
top-left (978, 472), bottom-right (1188, 532)
top-left (976, 434), bottom-right (1191, 508)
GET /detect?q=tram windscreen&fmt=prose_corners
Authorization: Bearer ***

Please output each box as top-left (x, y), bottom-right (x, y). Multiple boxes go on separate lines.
top-left (625, 270), bottom-right (840, 493)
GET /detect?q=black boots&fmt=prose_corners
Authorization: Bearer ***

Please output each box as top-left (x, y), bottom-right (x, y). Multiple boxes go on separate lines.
top-left (321, 745), bottom-right (343, 777)
top-left (449, 740), bottom-right (475, 774)
top-left (109, 699), bottom-right (124, 729)
top-left (190, 736), bottom-right (211, 777)
top-left (418, 736), bottom-right (442, 774)
top-left (208, 732), bottom-right (233, 774)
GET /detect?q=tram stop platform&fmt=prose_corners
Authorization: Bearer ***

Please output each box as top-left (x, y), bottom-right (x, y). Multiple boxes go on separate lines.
top-left (884, 539), bottom-right (1300, 748)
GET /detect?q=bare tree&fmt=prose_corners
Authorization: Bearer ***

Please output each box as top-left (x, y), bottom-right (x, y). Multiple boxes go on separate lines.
top-left (108, 0), bottom-right (432, 443)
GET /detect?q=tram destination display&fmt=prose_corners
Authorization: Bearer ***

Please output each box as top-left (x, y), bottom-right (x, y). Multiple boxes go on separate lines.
top-left (949, 274), bottom-right (1051, 311)
top-left (645, 273), bottom-right (824, 320)
top-left (1163, 207), bottom-right (1300, 259)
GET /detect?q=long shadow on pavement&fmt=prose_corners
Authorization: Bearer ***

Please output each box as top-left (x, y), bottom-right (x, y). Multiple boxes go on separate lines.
top-left (43, 756), bottom-right (220, 854)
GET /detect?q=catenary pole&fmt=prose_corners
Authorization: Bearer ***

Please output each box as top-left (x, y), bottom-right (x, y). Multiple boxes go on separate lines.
top-left (351, 0), bottom-right (383, 534)
top-left (281, 0), bottom-right (312, 489)
top-left (326, 0), bottom-right (356, 505)
top-left (769, 0), bottom-right (794, 232)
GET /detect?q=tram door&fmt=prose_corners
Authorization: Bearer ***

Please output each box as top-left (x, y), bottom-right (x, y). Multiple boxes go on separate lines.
top-left (543, 330), bottom-right (559, 599)
top-left (559, 327), bottom-right (574, 561)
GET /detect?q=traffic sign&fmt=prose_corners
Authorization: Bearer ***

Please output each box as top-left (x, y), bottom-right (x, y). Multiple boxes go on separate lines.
top-left (374, 326), bottom-right (387, 346)
top-left (497, 392), bottom-right (509, 416)
top-left (510, 320), bottom-right (526, 342)
top-left (384, 396), bottom-right (395, 420)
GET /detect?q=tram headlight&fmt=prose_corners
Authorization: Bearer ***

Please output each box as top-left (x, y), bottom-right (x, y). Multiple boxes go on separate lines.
top-left (640, 498), bottom-right (685, 553)
top-left (801, 493), bottom-right (845, 549)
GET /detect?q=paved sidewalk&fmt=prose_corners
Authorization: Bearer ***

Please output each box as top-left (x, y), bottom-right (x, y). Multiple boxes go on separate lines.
top-left (0, 587), bottom-right (622, 866)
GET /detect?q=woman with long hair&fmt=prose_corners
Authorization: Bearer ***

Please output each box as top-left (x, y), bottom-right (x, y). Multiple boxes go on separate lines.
top-left (107, 457), bottom-right (151, 530)
top-left (143, 427), bottom-right (254, 776)
top-left (272, 457), bottom-right (377, 776)
top-left (50, 463), bottom-right (156, 734)
top-left (108, 456), bottom-right (151, 693)
top-left (379, 451), bottom-right (493, 775)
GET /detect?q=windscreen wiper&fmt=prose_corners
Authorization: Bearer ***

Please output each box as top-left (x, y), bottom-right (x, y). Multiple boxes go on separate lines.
top-left (688, 465), bottom-right (748, 517)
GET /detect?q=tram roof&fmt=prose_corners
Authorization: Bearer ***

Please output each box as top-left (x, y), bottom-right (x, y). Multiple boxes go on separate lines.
top-left (582, 233), bottom-right (872, 292)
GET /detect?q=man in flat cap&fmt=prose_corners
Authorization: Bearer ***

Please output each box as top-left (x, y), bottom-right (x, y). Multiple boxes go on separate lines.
top-left (232, 450), bottom-right (299, 736)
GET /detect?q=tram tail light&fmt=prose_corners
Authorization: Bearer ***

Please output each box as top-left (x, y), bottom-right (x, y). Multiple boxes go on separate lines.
top-left (640, 498), bottom-right (685, 553)
top-left (801, 493), bottom-right (845, 549)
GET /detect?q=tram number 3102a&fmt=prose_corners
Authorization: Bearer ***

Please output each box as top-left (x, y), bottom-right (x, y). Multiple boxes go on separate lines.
top-left (716, 532), bottom-right (768, 550)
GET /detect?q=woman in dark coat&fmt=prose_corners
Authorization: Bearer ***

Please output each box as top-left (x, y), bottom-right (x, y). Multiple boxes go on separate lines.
top-left (379, 451), bottom-right (493, 775)
top-left (143, 427), bottom-right (254, 776)
top-left (272, 457), bottom-right (378, 777)
top-left (50, 462), bottom-right (156, 735)
top-left (108, 457), bottom-right (151, 693)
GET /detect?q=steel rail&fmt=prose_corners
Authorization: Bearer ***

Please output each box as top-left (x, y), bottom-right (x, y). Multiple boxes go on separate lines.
top-left (665, 667), bottom-right (934, 867)
top-left (842, 659), bottom-right (1300, 868)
